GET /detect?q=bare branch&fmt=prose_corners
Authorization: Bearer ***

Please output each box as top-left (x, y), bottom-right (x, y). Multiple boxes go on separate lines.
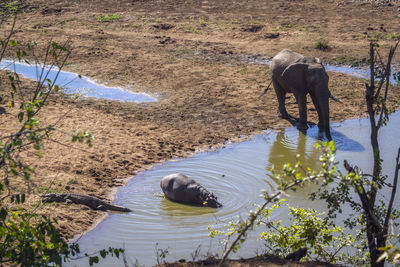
top-left (48, 138), bottom-right (94, 154)
top-left (0, 15), bottom-right (16, 60)
top-left (377, 41), bottom-right (399, 130)
top-left (384, 147), bottom-right (400, 235)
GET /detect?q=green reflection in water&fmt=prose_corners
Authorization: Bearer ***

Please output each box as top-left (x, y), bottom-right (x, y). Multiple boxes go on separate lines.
top-left (159, 198), bottom-right (218, 217)
top-left (268, 130), bottom-right (321, 183)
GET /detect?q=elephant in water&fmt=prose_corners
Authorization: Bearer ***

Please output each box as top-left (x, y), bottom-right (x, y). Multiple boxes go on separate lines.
top-left (265, 49), bottom-right (340, 140)
top-left (160, 173), bottom-right (222, 208)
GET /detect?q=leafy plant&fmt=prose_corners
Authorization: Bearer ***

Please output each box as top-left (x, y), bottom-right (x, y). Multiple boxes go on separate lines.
top-left (217, 22), bottom-right (227, 31)
top-left (259, 202), bottom-right (354, 263)
top-left (132, 23), bottom-right (141, 30)
top-left (68, 178), bottom-right (77, 184)
top-left (314, 38), bottom-right (330, 51)
top-left (155, 243), bottom-right (169, 265)
top-left (199, 17), bottom-right (207, 27)
top-left (0, 15), bottom-right (122, 266)
top-left (189, 26), bottom-right (199, 34)
top-left (384, 32), bottom-right (400, 41)
top-left (0, 203), bottom-right (78, 265)
top-left (0, 0), bottom-right (21, 15)
top-left (378, 242), bottom-right (400, 263)
top-left (95, 13), bottom-right (120, 23)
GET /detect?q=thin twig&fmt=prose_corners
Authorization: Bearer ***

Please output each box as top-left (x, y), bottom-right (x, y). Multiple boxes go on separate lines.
top-left (0, 15), bottom-right (16, 60)
top-left (48, 138), bottom-right (94, 154)
top-left (384, 147), bottom-right (400, 235)
top-left (377, 41), bottom-right (399, 130)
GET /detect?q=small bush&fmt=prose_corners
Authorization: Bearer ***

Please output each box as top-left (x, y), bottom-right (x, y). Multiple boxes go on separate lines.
top-left (385, 32), bottom-right (400, 41)
top-left (314, 38), bottom-right (330, 50)
top-left (199, 17), bottom-right (207, 27)
top-left (189, 26), bottom-right (198, 33)
top-left (132, 23), bottom-right (142, 30)
top-left (95, 13), bottom-right (120, 23)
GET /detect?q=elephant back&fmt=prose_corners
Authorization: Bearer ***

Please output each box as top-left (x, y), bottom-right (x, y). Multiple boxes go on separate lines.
top-left (271, 49), bottom-right (304, 78)
top-left (160, 173), bottom-right (198, 202)
top-left (160, 173), bottom-right (222, 208)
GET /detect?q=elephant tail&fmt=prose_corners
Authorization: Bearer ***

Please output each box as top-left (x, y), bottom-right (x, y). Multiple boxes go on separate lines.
top-left (259, 80), bottom-right (272, 98)
top-left (329, 94), bottom-right (342, 103)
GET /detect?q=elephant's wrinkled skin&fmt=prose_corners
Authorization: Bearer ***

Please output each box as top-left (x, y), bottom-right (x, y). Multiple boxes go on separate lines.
top-left (269, 49), bottom-right (339, 140)
top-left (160, 173), bottom-right (222, 208)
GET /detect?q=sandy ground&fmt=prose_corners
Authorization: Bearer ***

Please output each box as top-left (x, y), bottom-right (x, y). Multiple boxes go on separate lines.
top-left (1, 0), bottom-right (400, 265)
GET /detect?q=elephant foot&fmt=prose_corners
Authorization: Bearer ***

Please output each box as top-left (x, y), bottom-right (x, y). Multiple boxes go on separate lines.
top-left (317, 129), bottom-right (332, 141)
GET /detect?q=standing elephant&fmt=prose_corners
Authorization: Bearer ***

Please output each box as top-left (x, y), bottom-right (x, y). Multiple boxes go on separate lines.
top-left (267, 49), bottom-right (340, 140)
top-left (160, 173), bottom-right (222, 208)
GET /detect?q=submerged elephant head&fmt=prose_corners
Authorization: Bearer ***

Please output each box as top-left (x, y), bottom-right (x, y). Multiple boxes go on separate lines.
top-left (197, 186), bottom-right (222, 208)
top-left (160, 173), bottom-right (222, 208)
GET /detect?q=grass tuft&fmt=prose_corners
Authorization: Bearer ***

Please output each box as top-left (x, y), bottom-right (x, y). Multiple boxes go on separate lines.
top-left (95, 13), bottom-right (120, 23)
top-left (314, 38), bottom-right (330, 51)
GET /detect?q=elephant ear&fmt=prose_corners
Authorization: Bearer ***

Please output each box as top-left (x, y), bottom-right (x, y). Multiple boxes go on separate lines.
top-left (281, 63), bottom-right (308, 92)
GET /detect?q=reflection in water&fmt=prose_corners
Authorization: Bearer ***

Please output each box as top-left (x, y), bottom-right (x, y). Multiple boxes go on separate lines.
top-left (329, 127), bottom-right (365, 152)
top-left (268, 131), bottom-right (320, 179)
top-left (299, 124), bottom-right (365, 152)
top-left (266, 128), bottom-right (328, 208)
top-left (159, 197), bottom-right (218, 218)
top-left (70, 113), bottom-right (400, 267)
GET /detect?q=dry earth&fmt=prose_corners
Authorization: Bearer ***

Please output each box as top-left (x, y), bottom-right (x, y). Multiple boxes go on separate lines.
top-left (1, 0), bottom-right (400, 266)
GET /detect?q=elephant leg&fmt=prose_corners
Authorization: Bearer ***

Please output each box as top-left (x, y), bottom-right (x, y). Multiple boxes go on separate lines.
top-left (296, 94), bottom-right (308, 131)
top-left (272, 78), bottom-right (289, 119)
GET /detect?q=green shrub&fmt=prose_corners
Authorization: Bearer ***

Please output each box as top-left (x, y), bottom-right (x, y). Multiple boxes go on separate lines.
top-left (95, 13), bottom-right (120, 23)
top-left (189, 26), bottom-right (198, 33)
top-left (314, 38), bottom-right (330, 50)
top-left (0, 17), bottom-right (122, 265)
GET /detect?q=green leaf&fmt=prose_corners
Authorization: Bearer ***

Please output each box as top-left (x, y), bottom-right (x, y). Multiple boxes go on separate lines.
top-left (0, 208), bottom-right (7, 220)
top-left (8, 40), bottom-right (17, 47)
top-left (100, 249), bottom-right (107, 258)
top-left (51, 41), bottom-right (67, 51)
top-left (18, 112), bottom-right (24, 122)
top-left (89, 256), bottom-right (99, 266)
